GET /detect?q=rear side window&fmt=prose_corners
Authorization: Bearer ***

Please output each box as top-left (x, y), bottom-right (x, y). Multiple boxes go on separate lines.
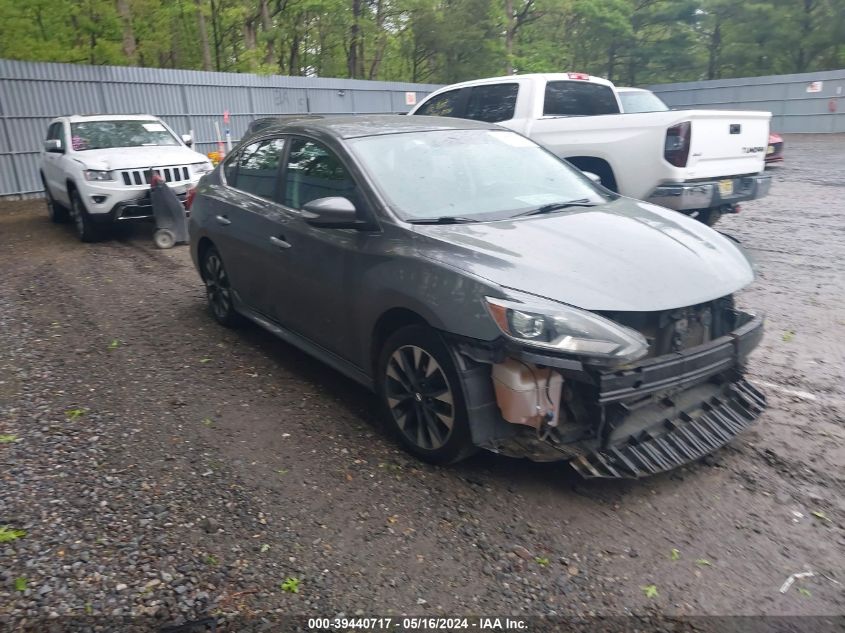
top-left (231, 138), bottom-right (286, 200)
top-left (465, 83), bottom-right (519, 123)
top-left (415, 89), bottom-right (463, 117)
top-left (544, 81), bottom-right (620, 116)
top-left (283, 139), bottom-right (358, 210)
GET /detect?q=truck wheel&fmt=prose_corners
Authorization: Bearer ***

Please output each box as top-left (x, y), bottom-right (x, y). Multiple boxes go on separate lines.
top-left (69, 189), bottom-right (104, 242)
top-left (697, 209), bottom-right (721, 227)
top-left (41, 175), bottom-right (69, 223)
top-left (376, 325), bottom-right (475, 465)
top-left (154, 229), bottom-right (176, 249)
top-left (201, 246), bottom-right (240, 327)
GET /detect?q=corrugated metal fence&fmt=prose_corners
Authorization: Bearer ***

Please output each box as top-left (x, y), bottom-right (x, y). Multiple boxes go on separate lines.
top-left (649, 69), bottom-right (845, 134)
top-left (0, 58), bottom-right (439, 197)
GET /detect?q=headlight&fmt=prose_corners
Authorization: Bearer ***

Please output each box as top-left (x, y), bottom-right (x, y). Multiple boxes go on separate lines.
top-left (83, 170), bottom-right (114, 181)
top-left (193, 162), bottom-right (214, 175)
top-left (484, 293), bottom-right (649, 364)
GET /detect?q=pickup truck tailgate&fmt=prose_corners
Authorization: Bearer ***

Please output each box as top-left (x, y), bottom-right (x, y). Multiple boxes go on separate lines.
top-left (686, 110), bottom-right (771, 179)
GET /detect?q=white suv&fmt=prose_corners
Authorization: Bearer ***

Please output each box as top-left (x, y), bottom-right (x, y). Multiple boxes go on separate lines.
top-left (40, 114), bottom-right (214, 241)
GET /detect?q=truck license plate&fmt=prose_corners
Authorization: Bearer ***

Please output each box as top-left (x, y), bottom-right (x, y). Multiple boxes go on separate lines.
top-left (718, 179), bottom-right (734, 197)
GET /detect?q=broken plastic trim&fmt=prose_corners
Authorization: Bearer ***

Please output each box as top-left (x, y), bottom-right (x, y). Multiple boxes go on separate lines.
top-left (571, 379), bottom-right (765, 479)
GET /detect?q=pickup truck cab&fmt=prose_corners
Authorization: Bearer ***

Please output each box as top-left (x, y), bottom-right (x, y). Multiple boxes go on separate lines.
top-left (409, 73), bottom-right (772, 225)
top-left (40, 114), bottom-right (214, 241)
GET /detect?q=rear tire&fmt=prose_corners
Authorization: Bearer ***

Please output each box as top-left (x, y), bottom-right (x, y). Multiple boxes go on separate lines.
top-left (376, 325), bottom-right (475, 465)
top-left (69, 189), bottom-right (104, 242)
top-left (41, 175), bottom-right (70, 223)
top-left (201, 245), bottom-right (240, 327)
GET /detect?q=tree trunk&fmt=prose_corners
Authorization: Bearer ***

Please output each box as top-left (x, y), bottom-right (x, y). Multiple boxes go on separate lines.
top-left (347, 0), bottom-right (362, 77)
top-left (289, 32), bottom-right (301, 75)
top-left (505, 0), bottom-right (515, 74)
top-left (116, 0), bottom-right (138, 64)
top-left (260, 0), bottom-right (276, 66)
top-left (195, 0), bottom-right (213, 71)
top-left (707, 19), bottom-right (721, 80)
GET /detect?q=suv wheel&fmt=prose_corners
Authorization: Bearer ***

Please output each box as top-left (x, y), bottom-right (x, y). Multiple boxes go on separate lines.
top-left (41, 175), bottom-right (69, 223)
top-left (69, 189), bottom-right (103, 242)
top-left (201, 246), bottom-right (240, 327)
top-left (377, 325), bottom-right (474, 464)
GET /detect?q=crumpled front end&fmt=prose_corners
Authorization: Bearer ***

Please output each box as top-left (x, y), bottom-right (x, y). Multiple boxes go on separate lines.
top-left (450, 300), bottom-right (766, 479)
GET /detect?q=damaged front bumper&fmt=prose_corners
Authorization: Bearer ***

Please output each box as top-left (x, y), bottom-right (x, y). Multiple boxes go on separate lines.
top-left (452, 311), bottom-right (766, 479)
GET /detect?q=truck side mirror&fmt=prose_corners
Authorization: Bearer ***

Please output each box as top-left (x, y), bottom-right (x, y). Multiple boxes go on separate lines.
top-left (181, 134), bottom-right (193, 147)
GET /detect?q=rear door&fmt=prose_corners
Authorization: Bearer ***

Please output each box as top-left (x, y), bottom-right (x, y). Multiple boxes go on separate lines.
top-left (685, 112), bottom-right (770, 178)
top-left (210, 137), bottom-right (288, 315)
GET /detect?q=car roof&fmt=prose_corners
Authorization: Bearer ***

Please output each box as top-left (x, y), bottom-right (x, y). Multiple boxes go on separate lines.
top-left (254, 114), bottom-right (499, 140)
top-left (57, 114), bottom-right (161, 123)
top-left (615, 87), bottom-right (650, 93)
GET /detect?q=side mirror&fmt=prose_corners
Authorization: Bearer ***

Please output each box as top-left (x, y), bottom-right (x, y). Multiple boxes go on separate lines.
top-left (582, 171), bottom-right (602, 185)
top-left (44, 139), bottom-right (64, 153)
top-left (181, 134), bottom-right (193, 147)
top-left (303, 197), bottom-right (365, 229)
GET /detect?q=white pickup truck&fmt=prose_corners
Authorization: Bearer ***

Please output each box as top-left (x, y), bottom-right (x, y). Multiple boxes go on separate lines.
top-left (409, 73), bottom-right (772, 225)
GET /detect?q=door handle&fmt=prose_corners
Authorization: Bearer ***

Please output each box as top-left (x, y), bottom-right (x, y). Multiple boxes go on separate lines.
top-left (269, 235), bottom-right (292, 249)
top-left (215, 214), bottom-right (231, 226)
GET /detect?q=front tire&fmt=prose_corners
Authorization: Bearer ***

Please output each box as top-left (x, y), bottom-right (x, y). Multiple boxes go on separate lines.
top-left (69, 189), bottom-right (104, 242)
top-left (201, 246), bottom-right (240, 327)
top-left (377, 325), bottom-right (474, 464)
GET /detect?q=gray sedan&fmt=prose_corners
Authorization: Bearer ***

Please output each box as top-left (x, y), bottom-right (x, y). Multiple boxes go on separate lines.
top-left (189, 115), bottom-right (765, 478)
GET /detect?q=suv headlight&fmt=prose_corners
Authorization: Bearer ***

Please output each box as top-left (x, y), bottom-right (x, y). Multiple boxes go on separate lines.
top-left (193, 162), bottom-right (214, 175)
top-left (83, 170), bottom-right (114, 181)
top-left (484, 293), bottom-right (648, 364)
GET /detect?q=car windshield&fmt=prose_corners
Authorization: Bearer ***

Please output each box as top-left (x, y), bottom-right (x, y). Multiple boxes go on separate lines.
top-left (348, 129), bottom-right (609, 221)
top-left (618, 91), bottom-right (669, 113)
top-left (69, 120), bottom-right (180, 151)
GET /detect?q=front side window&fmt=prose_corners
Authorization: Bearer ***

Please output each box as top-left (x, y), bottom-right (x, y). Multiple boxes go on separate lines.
top-left (349, 129), bottom-right (609, 221)
top-left (232, 138), bottom-right (286, 200)
top-left (69, 120), bottom-right (180, 151)
top-left (465, 83), bottom-right (519, 123)
top-left (283, 139), bottom-right (357, 210)
top-left (414, 89), bottom-right (463, 117)
top-left (543, 81), bottom-right (620, 116)
top-left (46, 123), bottom-right (65, 149)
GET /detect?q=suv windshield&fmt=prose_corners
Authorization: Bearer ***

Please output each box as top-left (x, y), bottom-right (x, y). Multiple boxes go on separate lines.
top-left (349, 129), bottom-right (609, 221)
top-left (618, 90), bottom-right (669, 113)
top-left (69, 120), bottom-right (179, 151)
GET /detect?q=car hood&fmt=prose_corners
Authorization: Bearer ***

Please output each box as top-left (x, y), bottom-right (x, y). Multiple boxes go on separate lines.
top-left (71, 146), bottom-right (208, 170)
top-left (411, 199), bottom-right (755, 312)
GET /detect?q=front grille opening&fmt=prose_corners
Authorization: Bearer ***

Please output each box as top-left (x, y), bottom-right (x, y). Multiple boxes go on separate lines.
top-left (601, 296), bottom-right (736, 357)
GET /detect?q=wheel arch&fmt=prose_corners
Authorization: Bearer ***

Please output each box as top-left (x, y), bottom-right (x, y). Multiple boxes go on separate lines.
top-left (370, 307), bottom-right (430, 376)
top-left (196, 236), bottom-right (216, 277)
top-left (565, 156), bottom-right (618, 192)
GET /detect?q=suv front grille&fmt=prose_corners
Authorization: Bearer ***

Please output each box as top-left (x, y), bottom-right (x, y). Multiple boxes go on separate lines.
top-left (120, 166), bottom-right (191, 186)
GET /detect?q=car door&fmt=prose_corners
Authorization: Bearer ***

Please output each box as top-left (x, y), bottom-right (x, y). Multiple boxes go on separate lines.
top-left (42, 122), bottom-right (67, 201)
top-left (208, 137), bottom-right (288, 316)
top-left (260, 136), bottom-right (375, 363)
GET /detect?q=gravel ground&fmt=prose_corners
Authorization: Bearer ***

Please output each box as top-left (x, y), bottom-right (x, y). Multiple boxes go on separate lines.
top-left (1, 135), bottom-right (843, 631)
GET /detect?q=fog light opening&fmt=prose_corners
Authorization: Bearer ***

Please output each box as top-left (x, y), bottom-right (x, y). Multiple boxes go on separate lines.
top-left (91, 195), bottom-right (107, 205)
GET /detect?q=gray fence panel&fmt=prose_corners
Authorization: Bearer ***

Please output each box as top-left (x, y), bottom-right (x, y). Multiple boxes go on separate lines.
top-left (649, 69), bottom-right (845, 135)
top-left (0, 58), bottom-right (440, 197)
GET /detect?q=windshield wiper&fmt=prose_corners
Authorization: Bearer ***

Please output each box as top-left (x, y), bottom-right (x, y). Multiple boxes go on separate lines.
top-left (516, 199), bottom-right (598, 217)
top-left (407, 216), bottom-right (478, 225)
